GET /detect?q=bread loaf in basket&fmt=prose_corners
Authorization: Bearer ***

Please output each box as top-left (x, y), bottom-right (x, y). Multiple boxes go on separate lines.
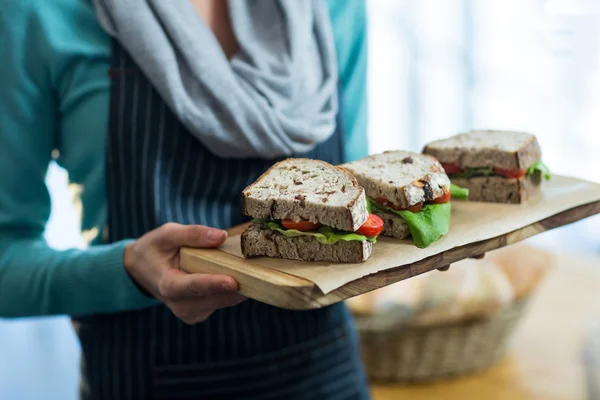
top-left (347, 244), bottom-right (553, 382)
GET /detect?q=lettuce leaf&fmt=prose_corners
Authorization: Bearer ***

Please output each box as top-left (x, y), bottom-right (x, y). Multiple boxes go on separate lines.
top-left (368, 200), bottom-right (451, 248)
top-left (252, 219), bottom-right (377, 244)
top-left (527, 160), bottom-right (551, 181)
top-left (450, 183), bottom-right (469, 199)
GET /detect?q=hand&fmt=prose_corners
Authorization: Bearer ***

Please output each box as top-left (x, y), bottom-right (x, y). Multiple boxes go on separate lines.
top-left (124, 223), bottom-right (246, 324)
top-left (437, 253), bottom-right (486, 272)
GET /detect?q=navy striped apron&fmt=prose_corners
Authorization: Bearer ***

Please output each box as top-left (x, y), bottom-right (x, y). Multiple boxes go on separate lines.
top-left (74, 40), bottom-right (370, 399)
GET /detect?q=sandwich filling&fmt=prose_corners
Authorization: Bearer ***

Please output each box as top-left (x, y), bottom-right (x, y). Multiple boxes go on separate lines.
top-left (366, 184), bottom-right (468, 248)
top-left (442, 160), bottom-right (551, 181)
top-left (252, 213), bottom-right (384, 245)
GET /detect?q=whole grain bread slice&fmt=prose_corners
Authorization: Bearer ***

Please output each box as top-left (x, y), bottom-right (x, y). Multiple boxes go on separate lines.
top-left (242, 158), bottom-right (368, 232)
top-left (341, 151), bottom-right (451, 209)
top-left (423, 130), bottom-right (542, 171)
top-left (451, 174), bottom-right (542, 204)
top-left (241, 223), bottom-right (372, 263)
top-left (372, 211), bottom-right (410, 239)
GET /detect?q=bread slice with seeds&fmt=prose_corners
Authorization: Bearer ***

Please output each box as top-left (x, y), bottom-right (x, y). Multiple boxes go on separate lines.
top-left (241, 224), bottom-right (372, 263)
top-left (376, 211), bottom-right (411, 240)
top-left (341, 151), bottom-right (451, 209)
top-left (423, 130), bottom-right (541, 171)
top-left (242, 158), bottom-right (368, 232)
top-left (451, 175), bottom-right (541, 204)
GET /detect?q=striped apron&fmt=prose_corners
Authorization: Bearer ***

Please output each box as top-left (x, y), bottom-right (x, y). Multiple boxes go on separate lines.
top-left (74, 40), bottom-right (370, 399)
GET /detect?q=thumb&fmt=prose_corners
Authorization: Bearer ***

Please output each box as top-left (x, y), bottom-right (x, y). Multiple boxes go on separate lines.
top-left (154, 223), bottom-right (228, 250)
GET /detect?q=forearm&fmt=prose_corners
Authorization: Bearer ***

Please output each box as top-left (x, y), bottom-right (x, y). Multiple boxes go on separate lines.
top-left (0, 237), bottom-right (157, 318)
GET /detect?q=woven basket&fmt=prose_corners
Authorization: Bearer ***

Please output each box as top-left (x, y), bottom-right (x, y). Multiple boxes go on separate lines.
top-left (355, 299), bottom-right (529, 383)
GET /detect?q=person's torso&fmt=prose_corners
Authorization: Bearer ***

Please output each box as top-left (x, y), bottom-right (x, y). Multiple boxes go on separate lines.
top-left (74, 26), bottom-right (365, 399)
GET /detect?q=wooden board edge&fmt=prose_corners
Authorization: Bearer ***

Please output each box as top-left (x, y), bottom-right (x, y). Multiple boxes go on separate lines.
top-left (179, 247), bottom-right (327, 310)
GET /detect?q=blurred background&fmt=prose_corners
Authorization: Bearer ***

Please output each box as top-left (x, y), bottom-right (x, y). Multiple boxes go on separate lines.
top-left (1, 0), bottom-right (599, 398)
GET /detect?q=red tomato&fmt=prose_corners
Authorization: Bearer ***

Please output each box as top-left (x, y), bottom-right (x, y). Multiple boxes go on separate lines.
top-left (375, 196), bottom-right (399, 210)
top-left (375, 196), bottom-right (407, 211)
top-left (429, 191), bottom-right (451, 204)
top-left (375, 197), bottom-right (423, 212)
top-left (405, 202), bottom-right (423, 213)
top-left (494, 167), bottom-right (527, 179)
top-left (356, 214), bottom-right (384, 237)
top-left (442, 163), bottom-right (463, 174)
top-left (281, 219), bottom-right (322, 232)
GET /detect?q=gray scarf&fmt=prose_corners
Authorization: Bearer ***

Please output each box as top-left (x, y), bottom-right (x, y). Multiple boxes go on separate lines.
top-left (93, 0), bottom-right (339, 159)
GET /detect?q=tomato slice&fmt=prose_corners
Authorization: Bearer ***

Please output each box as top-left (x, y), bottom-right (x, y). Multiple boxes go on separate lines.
top-left (442, 163), bottom-right (463, 174)
top-left (429, 191), bottom-right (451, 204)
top-left (405, 202), bottom-right (423, 213)
top-left (281, 219), bottom-right (322, 232)
top-left (494, 167), bottom-right (527, 179)
top-left (375, 197), bottom-right (423, 212)
top-left (356, 214), bottom-right (384, 238)
top-left (375, 196), bottom-right (400, 210)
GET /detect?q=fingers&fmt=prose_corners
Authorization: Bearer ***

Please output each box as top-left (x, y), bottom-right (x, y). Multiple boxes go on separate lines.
top-left (159, 269), bottom-right (246, 324)
top-left (437, 265), bottom-right (450, 271)
top-left (170, 293), bottom-right (247, 325)
top-left (159, 269), bottom-right (239, 300)
top-left (153, 223), bottom-right (227, 250)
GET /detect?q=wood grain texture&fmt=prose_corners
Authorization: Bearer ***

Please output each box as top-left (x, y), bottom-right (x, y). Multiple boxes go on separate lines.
top-left (180, 198), bottom-right (600, 310)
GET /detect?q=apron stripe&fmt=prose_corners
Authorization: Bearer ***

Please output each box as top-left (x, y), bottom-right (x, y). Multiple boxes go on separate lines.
top-left (165, 123), bottom-right (180, 223)
top-left (122, 313), bottom-right (131, 400)
top-left (141, 80), bottom-right (153, 233)
top-left (212, 153), bottom-right (230, 229)
top-left (129, 72), bottom-right (140, 240)
top-left (116, 50), bottom-right (128, 244)
top-left (110, 320), bottom-right (120, 399)
top-left (175, 140), bottom-right (191, 226)
top-left (153, 101), bottom-right (166, 225)
top-left (186, 147), bottom-right (203, 228)
top-left (138, 312), bottom-right (147, 399)
top-left (199, 145), bottom-right (217, 227)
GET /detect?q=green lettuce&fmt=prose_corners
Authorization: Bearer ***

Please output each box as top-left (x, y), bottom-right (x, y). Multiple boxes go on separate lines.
top-left (450, 183), bottom-right (469, 199)
top-left (527, 160), bottom-right (551, 181)
top-left (368, 199), bottom-right (451, 248)
top-left (252, 219), bottom-right (377, 244)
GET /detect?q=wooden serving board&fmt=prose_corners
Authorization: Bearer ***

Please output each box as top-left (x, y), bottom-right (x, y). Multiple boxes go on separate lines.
top-left (179, 175), bottom-right (600, 310)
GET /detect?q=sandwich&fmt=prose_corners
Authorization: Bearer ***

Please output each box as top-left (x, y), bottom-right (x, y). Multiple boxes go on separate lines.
top-left (422, 130), bottom-right (551, 204)
top-left (241, 158), bottom-right (384, 263)
top-left (342, 151), bottom-right (466, 248)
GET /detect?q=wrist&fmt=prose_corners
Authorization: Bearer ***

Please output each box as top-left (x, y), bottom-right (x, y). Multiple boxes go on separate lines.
top-left (123, 242), bottom-right (135, 275)
top-left (123, 241), bottom-right (154, 299)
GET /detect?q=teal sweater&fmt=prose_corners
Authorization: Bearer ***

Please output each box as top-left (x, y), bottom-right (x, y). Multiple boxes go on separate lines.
top-left (0, 0), bottom-right (368, 317)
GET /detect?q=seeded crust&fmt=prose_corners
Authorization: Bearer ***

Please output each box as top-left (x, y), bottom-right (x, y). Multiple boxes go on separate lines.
top-left (451, 173), bottom-right (542, 204)
top-left (241, 224), bottom-right (372, 263)
top-left (242, 158), bottom-right (368, 232)
top-left (341, 151), bottom-right (451, 209)
top-left (423, 130), bottom-right (542, 171)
